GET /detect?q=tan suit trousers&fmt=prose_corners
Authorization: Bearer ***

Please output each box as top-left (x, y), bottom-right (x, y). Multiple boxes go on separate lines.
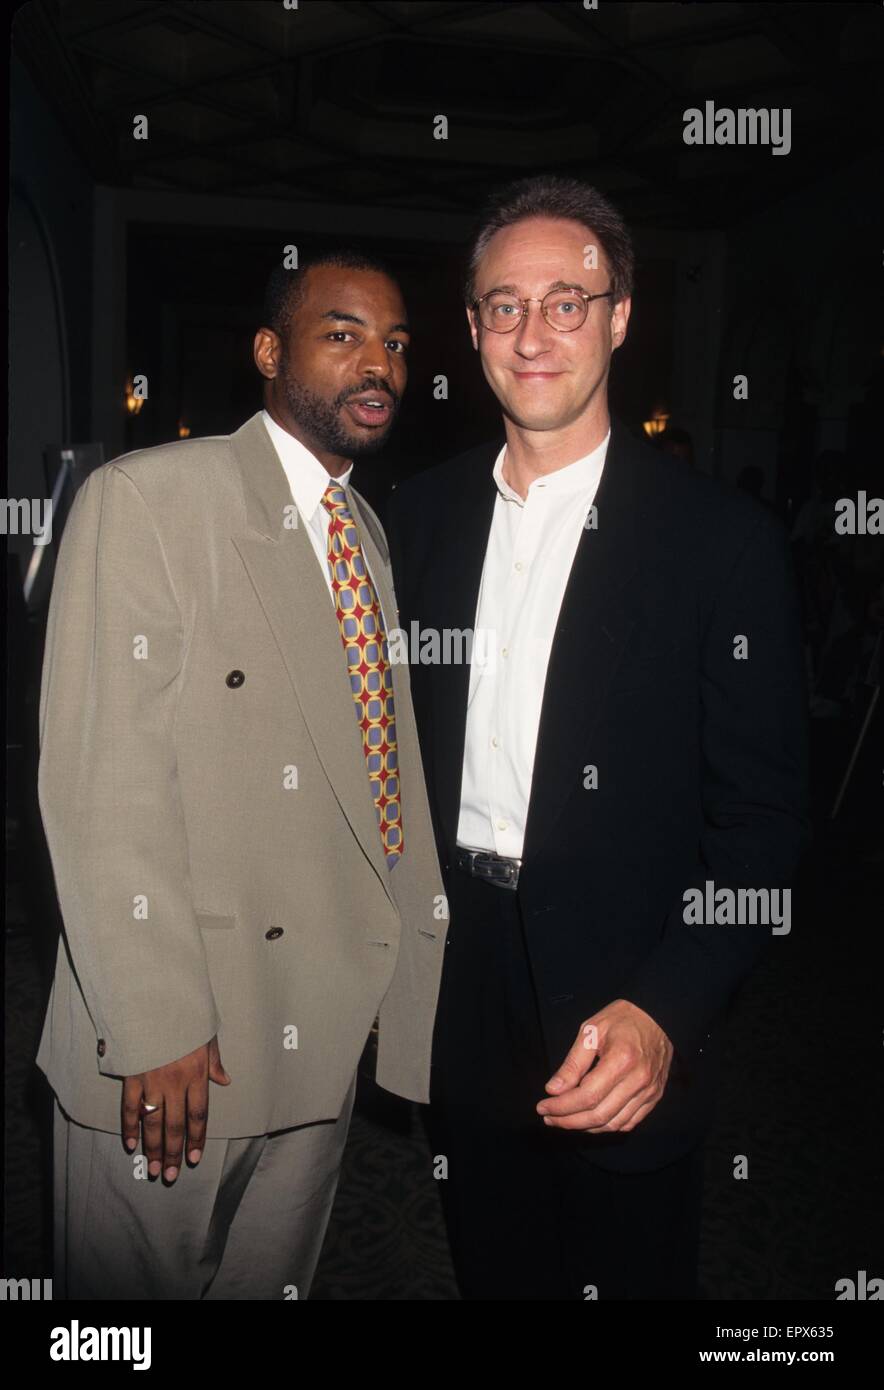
top-left (51, 1073), bottom-right (357, 1300)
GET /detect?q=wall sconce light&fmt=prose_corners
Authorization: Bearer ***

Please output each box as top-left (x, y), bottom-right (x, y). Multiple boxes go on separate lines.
top-left (643, 413), bottom-right (670, 439)
top-left (178, 422), bottom-right (191, 439)
top-left (124, 381), bottom-right (144, 415)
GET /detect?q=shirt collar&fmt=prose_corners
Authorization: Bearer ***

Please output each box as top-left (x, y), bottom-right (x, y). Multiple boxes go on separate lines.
top-left (491, 428), bottom-right (610, 505)
top-left (261, 409), bottom-right (354, 520)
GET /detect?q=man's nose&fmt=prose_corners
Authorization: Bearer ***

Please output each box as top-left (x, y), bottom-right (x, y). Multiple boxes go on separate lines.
top-left (355, 338), bottom-right (396, 379)
top-left (511, 301), bottom-right (553, 356)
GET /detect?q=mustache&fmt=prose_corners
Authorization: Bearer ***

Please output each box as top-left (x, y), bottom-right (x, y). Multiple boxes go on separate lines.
top-left (339, 382), bottom-right (398, 406)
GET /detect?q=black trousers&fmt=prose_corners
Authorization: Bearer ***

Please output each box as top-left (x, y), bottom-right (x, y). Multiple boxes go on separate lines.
top-left (426, 865), bottom-right (704, 1300)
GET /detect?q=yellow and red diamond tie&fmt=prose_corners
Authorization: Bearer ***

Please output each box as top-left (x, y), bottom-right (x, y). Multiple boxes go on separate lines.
top-left (321, 482), bottom-right (404, 866)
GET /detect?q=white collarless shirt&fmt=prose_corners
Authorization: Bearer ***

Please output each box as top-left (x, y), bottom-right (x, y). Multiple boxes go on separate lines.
top-left (456, 430), bottom-right (610, 859)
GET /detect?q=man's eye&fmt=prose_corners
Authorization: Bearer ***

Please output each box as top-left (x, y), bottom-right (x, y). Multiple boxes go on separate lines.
top-left (328, 331), bottom-right (354, 342)
top-left (388, 341), bottom-right (408, 354)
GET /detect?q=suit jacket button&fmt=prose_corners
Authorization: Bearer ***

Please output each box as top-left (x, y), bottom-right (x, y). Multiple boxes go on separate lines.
top-left (226, 670), bottom-right (245, 688)
top-left (265, 926), bottom-right (284, 940)
top-left (97, 1039), bottom-right (106, 1057)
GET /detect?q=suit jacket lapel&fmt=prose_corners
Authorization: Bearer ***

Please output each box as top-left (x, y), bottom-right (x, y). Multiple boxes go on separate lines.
top-left (347, 489), bottom-right (394, 617)
top-left (229, 412), bottom-right (395, 905)
top-left (521, 419), bottom-right (641, 863)
top-left (349, 486), bottom-right (431, 868)
top-left (428, 449), bottom-right (499, 854)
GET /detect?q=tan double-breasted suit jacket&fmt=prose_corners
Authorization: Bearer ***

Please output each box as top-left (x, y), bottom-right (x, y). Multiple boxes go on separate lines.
top-left (36, 411), bottom-right (448, 1137)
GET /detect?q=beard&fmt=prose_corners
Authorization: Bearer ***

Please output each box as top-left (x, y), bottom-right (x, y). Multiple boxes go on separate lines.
top-left (279, 362), bottom-right (396, 459)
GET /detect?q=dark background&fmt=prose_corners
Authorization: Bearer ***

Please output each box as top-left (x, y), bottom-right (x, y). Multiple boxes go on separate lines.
top-left (6, 0), bottom-right (884, 1300)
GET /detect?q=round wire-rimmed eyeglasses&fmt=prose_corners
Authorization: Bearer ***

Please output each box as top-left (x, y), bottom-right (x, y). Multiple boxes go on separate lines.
top-left (471, 286), bottom-right (614, 332)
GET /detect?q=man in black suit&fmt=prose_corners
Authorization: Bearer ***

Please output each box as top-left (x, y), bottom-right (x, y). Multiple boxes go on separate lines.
top-left (387, 175), bottom-right (810, 1301)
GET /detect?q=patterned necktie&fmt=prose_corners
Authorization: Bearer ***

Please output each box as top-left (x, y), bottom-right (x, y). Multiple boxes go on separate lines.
top-left (320, 482), bottom-right (404, 866)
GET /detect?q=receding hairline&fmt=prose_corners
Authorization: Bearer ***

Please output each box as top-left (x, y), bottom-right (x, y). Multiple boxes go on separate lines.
top-left (469, 214), bottom-right (615, 297)
top-left (462, 174), bottom-right (634, 311)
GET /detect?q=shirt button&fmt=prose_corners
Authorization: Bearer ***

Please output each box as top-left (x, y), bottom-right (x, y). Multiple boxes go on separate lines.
top-left (96, 1039), bottom-right (106, 1057)
top-left (265, 926), bottom-right (284, 941)
top-left (501, 647), bottom-right (509, 658)
top-left (491, 736), bottom-right (499, 748)
top-left (514, 561), bottom-right (524, 572)
top-left (497, 819), bottom-right (508, 831)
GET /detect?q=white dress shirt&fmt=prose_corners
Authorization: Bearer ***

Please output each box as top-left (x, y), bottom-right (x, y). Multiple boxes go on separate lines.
top-left (258, 405), bottom-right (389, 633)
top-left (456, 430), bottom-right (610, 859)
top-left (261, 409), bottom-right (354, 603)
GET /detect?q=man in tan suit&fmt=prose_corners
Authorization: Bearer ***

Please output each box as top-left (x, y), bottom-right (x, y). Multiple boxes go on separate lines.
top-left (36, 248), bottom-right (448, 1300)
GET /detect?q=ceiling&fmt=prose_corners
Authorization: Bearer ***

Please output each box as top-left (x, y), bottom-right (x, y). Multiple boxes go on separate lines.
top-left (14, 0), bottom-right (882, 229)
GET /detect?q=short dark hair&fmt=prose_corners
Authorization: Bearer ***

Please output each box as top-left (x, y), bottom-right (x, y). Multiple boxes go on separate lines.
top-left (261, 246), bottom-right (400, 337)
top-left (463, 174), bottom-right (635, 311)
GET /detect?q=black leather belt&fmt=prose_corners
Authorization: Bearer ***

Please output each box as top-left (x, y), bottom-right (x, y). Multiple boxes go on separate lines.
top-left (455, 845), bottom-right (521, 890)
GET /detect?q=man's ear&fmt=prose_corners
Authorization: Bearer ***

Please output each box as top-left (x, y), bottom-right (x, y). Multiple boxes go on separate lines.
top-left (610, 295), bottom-right (631, 350)
top-left (465, 304), bottom-right (479, 352)
top-left (254, 327), bottom-right (280, 379)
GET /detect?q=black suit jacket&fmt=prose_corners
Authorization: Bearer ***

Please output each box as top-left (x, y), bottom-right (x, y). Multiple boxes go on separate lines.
top-left (387, 417), bottom-right (810, 1172)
